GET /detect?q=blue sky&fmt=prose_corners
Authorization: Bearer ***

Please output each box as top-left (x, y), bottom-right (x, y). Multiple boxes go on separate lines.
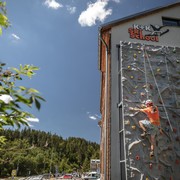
top-left (0, 0), bottom-right (177, 143)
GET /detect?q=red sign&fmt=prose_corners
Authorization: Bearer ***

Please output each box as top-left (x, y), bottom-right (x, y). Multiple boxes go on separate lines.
top-left (128, 24), bottom-right (169, 42)
top-left (128, 28), bottom-right (159, 42)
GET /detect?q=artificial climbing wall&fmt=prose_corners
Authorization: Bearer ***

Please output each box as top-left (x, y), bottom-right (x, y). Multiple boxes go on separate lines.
top-left (121, 42), bottom-right (180, 180)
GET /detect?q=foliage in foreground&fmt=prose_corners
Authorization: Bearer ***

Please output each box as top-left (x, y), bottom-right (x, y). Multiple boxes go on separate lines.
top-left (0, 128), bottom-right (100, 177)
top-left (0, 63), bottom-right (45, 144)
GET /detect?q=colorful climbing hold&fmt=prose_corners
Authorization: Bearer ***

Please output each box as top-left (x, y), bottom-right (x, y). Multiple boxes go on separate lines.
top-left (135, 155), bottom-right (140, 160)
top-left (131, 125), bottom-right (136, 130)
top-left (125, 120), bottom-right (130, 125)
top-left (173, 128), bottom-right (177, 133)
top-left (133, 53), bottom-right (137, 58)
top-left (149, 84), bottom-right (153, 89)
top-left (140, 92), bottom-right (145, 97)
top-left (149, 163), bottom-right (153, 169)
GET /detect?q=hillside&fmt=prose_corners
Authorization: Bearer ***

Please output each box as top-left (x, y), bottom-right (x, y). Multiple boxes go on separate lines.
top-left (0, 128), bottom-right (100, 177)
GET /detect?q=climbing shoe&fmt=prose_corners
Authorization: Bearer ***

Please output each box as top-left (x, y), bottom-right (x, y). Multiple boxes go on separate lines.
top-left (150, 151), bottom-right (154, 157)
top-left (140, 131), bottom-right (147, 138)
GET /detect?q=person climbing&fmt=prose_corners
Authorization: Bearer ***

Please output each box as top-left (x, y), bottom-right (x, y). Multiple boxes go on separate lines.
top-left (129, 99), bottom-right (161, 157)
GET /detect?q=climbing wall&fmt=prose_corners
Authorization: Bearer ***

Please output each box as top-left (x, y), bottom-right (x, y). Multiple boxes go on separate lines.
top-left (121, 42), bottom-right (180, 180)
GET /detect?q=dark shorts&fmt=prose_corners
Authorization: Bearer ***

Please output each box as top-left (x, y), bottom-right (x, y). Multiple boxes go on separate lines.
top-left (139, 120), bottom-right (159, 136)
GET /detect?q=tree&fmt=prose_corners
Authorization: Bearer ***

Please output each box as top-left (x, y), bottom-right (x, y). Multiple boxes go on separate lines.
top-left (0, 1), bottom-right (9, 35)
top-left (0, 1), bottom-right (45, 143)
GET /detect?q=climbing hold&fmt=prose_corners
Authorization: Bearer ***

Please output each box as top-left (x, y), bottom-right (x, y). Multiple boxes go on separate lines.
top-left (156, 68), bottom-right (161, 72)
top-left (133, 53), bottom-right (137, 58)
top-left (125, 96), bottom-right (129, 100)
top-left (134, 86), bottom-right (138, 89)
top-left (145, 177), bottom-right (149, 180)
top-left (128, 65), bottom-right (131, 69)
top-left (138, 77), bottom-right (141, 80)
top-left (135, 155), bottom-right (140, 160)
top-left (140, 92), bottom-right (145, 97)
top-left (125, 120), bottom-right (130, 125)
top-left (149, 84), bottom-right (153, 90)
top-left (176, 59), bottom-right (180, 63)
top-left (131, 125), bottom-right (136, 130)
top-left (149, 163), bottom-right (153, 169)
top-left (130, 76), bottom-right (134, 79)
top-left (173, 128), bottom-right (177, 133)
top-left (132, 91), bottom-right (136, 94)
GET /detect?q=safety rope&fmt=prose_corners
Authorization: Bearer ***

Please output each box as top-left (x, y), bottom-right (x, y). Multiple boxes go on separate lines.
top-left (142, 45), bottom-right (149, 100)
top-left (143, 46), bottom-right (173, 132)
top-left (164, 48), bottom-right (179, 136)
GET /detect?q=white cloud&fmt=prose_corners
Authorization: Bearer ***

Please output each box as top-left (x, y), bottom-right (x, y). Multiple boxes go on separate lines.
top-left (78, 0), bottom-right (112, 27)
top-left (112, 0), bottom-right (121, 3)
top-left (0, 94), bottom-right (13, 104)
top-left (87, 112), bottom-right (101, 121)
top-left (66, 5), bottom-right (76, 14)
top-left (26, 118), bottom-right (39, 123)
top-left (89, 115), bottom-right (97, 120)
top-left (44, 0), bottom-right (63, 10)
top-left (11, 33), bottom-right (20, 40)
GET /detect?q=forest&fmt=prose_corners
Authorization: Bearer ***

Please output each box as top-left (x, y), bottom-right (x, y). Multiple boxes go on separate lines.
top-left (0, 128), bottom-right (100, 177)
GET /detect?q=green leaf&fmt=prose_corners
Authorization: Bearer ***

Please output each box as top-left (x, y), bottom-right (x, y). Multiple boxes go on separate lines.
top-left (35, 95), bottom-right (46, 102)
top-left (19, 86), bottom-right (26, 91)
top-left (27, 88), bottom-right (39, 94)
top-left (11, 67), bottom-right (20, 73)
top-left (35, 98), bottom-right (41, 110)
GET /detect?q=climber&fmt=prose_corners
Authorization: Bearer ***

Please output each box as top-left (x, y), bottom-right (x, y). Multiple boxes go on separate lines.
top-left (129, 99), bottom-right (161, 157)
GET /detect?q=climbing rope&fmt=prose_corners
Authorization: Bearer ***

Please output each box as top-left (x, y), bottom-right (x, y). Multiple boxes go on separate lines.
top-left (142, 44), bottom-right (149, 100)
top-left (164, 48), bottom-right (179, 136)
top-left (143, 46), bottom-right (173, 132)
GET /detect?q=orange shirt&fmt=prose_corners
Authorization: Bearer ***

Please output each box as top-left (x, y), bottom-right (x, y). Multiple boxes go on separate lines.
top-left (140, 106), bottom-right (160, 126)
